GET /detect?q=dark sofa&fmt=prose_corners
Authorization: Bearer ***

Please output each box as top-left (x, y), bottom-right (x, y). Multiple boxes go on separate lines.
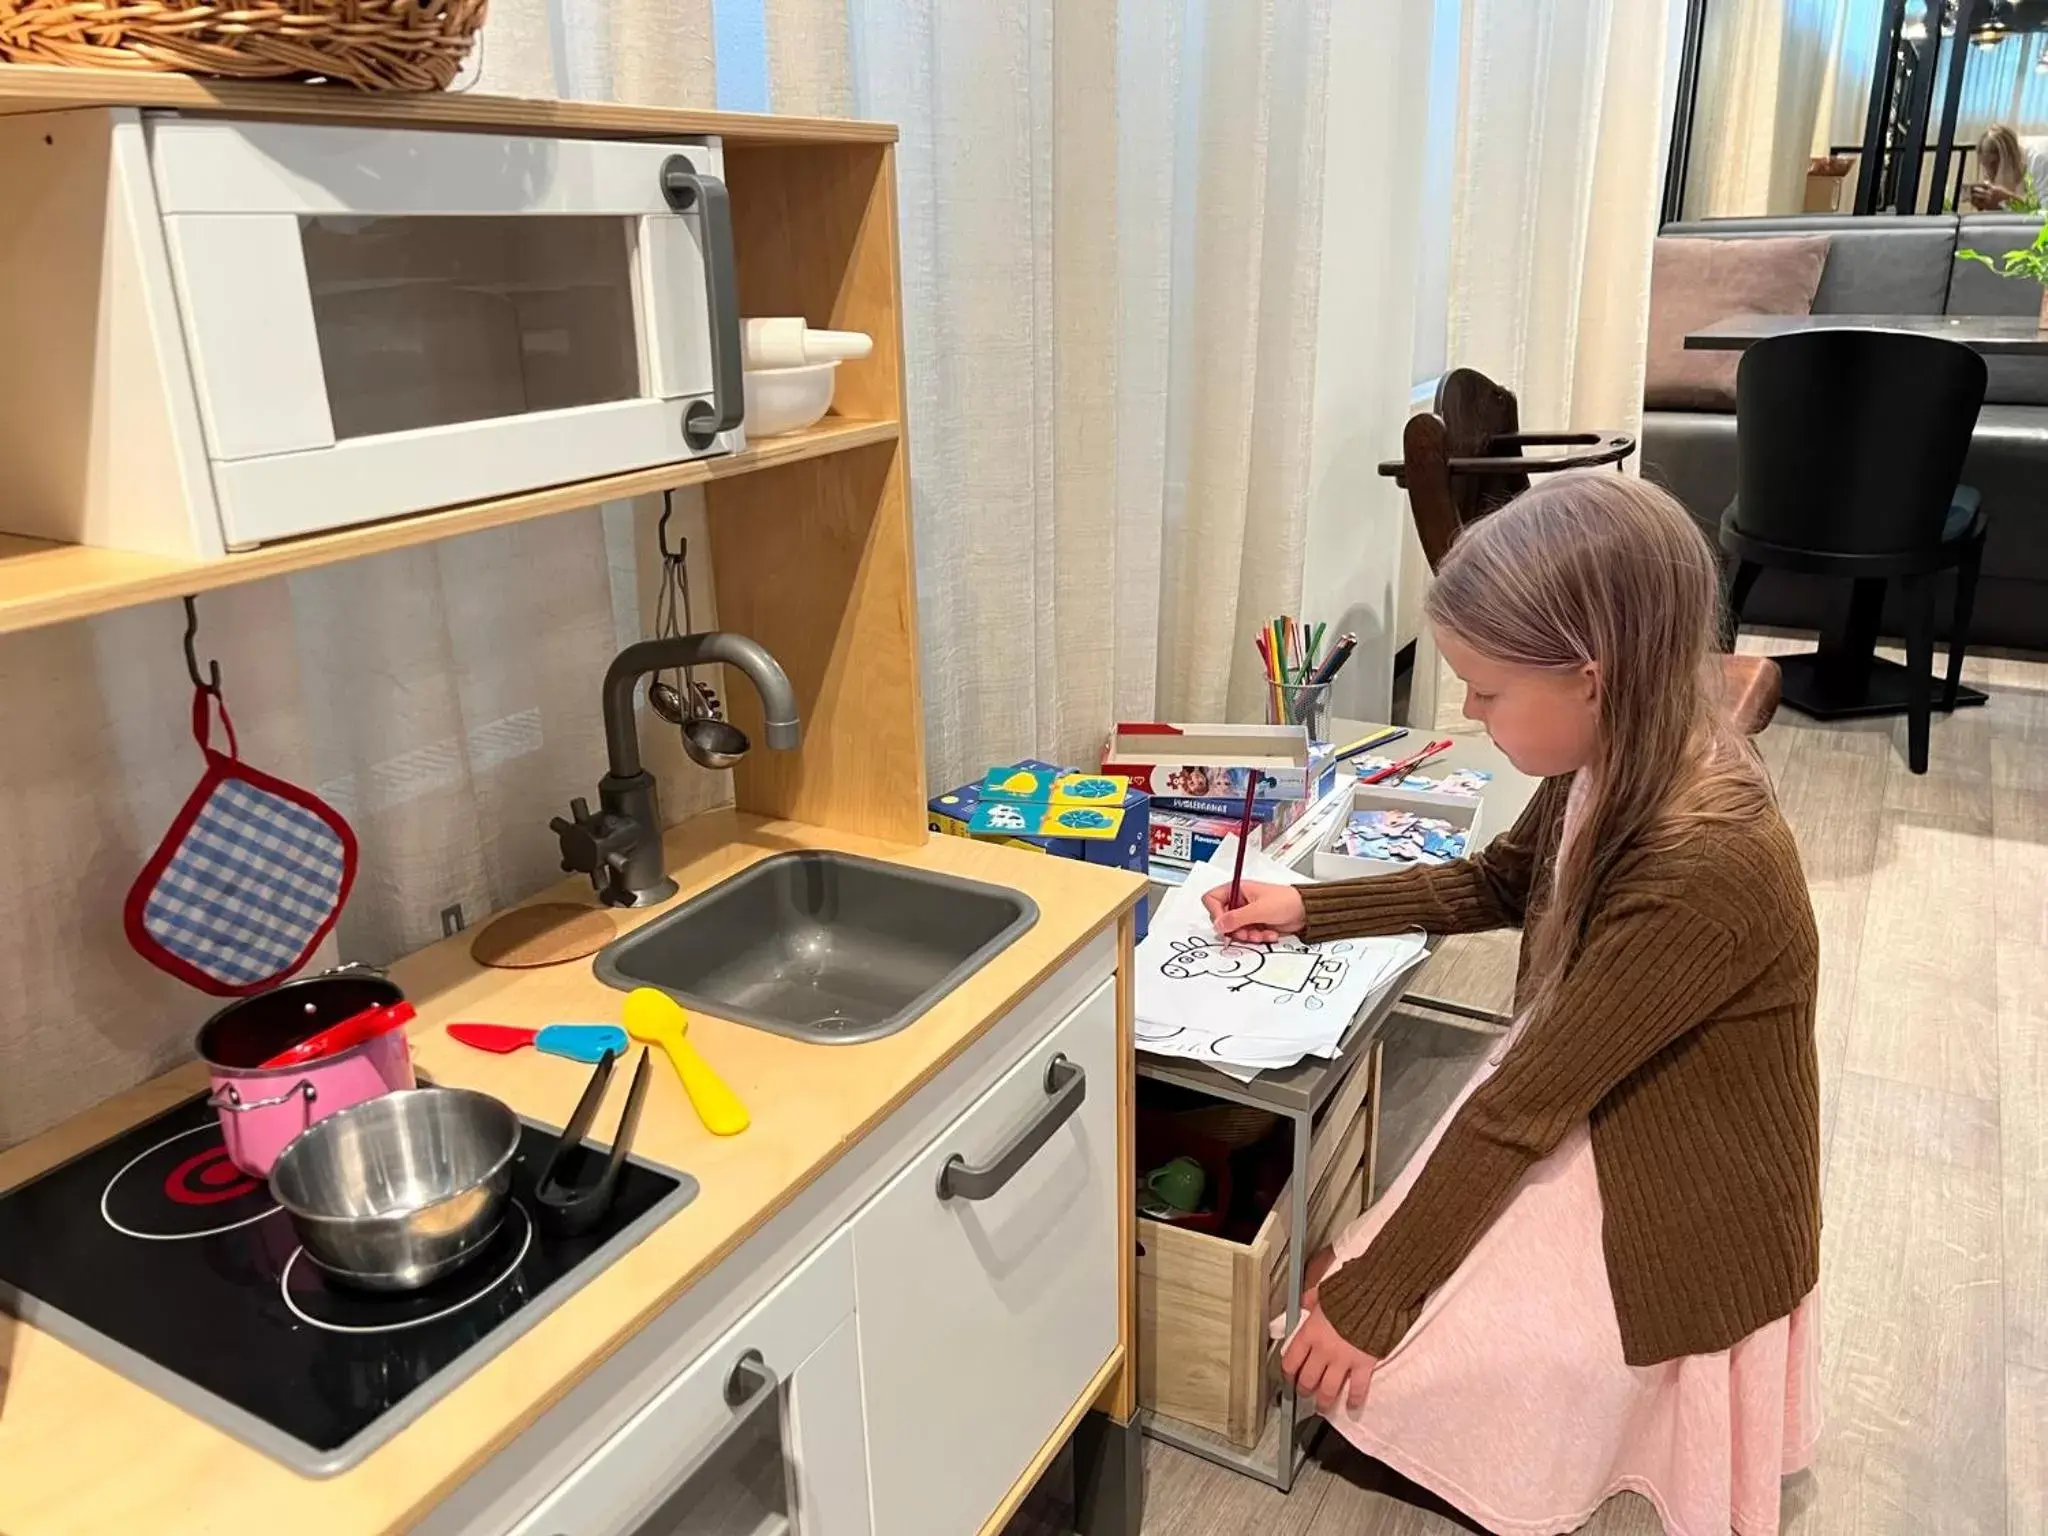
top-left (1642, 214), bottom-right (2048, 651)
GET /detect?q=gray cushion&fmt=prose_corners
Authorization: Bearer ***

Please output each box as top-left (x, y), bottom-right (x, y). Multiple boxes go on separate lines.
top-left (1641, 411), bottom-right (1738, 543)
top-left (1660, 216), bottom-right (1957, 315)
top-left (1962, 406), bottom-right (2048, 584)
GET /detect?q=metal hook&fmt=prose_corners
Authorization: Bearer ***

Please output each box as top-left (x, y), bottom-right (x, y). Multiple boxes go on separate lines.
top-left (657, 489), bottom-right (681, 563)
top-left (182, 595), bottom-right (221, 696)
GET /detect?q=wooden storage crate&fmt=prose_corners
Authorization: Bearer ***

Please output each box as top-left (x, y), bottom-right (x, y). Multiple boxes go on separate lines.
top-left (1136, 1042), bottom-right (1380, 1447)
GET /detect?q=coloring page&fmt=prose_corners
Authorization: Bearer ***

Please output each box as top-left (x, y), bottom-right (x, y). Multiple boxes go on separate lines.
top-left (1134, 838), bottom-right (1427, 1073)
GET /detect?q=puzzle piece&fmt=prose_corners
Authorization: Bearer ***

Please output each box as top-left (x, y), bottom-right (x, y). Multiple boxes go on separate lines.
top-left (968, 798), bottom-right (1125, 840)
top-left (976, 766), bottom-right (1131, 807)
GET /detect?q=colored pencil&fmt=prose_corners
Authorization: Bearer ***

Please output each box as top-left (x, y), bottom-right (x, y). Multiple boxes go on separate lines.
top-left (1254, 631), bottom-right (1280, 722)
top-left (1224, 770), bottom-right (1259, 911)
top-left (1334, 726), bottom-right (1407, 764)
top-left (1307, 632), bottom-right (1358, 687)
top-left (1361, 738), bottom-right (1454, 785)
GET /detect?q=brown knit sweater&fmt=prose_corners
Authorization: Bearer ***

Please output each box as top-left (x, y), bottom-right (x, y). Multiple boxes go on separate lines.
top-left (1302, 775), bottom-right (1821, 1366)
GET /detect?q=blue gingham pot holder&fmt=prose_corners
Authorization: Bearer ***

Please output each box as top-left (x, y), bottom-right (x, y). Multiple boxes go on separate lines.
top-left (125, 689), bottom-right (358, 996)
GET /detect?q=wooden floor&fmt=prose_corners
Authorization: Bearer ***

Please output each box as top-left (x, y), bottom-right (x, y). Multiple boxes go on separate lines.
top-left (1139, 639), bottom-right (2048, 1535)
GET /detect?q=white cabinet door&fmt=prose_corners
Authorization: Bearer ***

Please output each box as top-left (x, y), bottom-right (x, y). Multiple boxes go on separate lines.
top-left (851, 978), bottom-right (1119, 1536)
top-left (512, 1230), bottom-right (870, 1536)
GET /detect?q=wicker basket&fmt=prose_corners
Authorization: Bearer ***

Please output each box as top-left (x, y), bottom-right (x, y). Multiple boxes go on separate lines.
top-left (0, 0), bottom-right (489, 92)
top-left (1171, 1103), bottom-right (1282, 1151)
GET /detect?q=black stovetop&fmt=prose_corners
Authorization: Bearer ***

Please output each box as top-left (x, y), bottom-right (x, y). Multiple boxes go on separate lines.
top-left (0, 1094), bottom-right (696, 1476)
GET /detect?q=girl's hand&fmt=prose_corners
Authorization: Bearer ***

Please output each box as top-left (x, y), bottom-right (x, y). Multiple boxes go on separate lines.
top-left (1201, 881), bottom-right (1306, 943)
top-left (1280, 1303), bottom-right (1378, 1415)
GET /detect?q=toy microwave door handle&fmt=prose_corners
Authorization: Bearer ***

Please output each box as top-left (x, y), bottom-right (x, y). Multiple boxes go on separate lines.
top-left (659, 156), bottom-right (745, 449)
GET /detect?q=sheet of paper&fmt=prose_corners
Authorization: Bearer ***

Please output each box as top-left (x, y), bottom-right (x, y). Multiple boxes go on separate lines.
top-left (1134, 838), bottom-right (1426, 1075)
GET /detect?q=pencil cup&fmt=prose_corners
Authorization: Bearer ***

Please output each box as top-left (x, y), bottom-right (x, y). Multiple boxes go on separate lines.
top-left (1269, 681), bottom-right (1333, 743)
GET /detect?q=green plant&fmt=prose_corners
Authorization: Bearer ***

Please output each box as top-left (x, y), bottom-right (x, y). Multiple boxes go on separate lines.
top-left (1957, 216), bottom-right (2048, 284)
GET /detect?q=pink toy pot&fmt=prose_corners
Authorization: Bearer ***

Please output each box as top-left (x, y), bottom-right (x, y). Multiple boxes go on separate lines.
top-left (196, 965), bottom-right (415, 1177)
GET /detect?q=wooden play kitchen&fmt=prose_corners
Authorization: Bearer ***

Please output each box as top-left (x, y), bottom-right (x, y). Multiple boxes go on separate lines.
top-left (0, 66), bottom-right (1146, 1536)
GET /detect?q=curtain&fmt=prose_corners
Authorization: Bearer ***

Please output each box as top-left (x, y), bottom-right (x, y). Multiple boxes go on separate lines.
top-left (1683, 0), bottom-right (2048, 218)
top-left (841, 0), bottom-right (1333, 788)
top-left (1402, 0), bottom-right (1676, 729)
top-left (0, 8), bottom-right (726, 1151)
top-left (1448, 0), bottom-right (1678, 444)
top-left (1826, 8), bottom-right (2048, 155)
top-left (1685, 0), bottom-right (1845, 219)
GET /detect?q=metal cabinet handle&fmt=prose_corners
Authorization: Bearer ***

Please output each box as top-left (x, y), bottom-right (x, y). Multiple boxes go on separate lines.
top-left (936, 1055), bottom-right (1085, 1202)
top-left (723, 1348), bottom-right (777, 1410)
top-left (659, 155), bottom-right (745, 451)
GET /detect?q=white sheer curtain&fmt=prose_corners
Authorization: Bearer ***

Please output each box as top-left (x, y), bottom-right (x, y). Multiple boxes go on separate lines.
top-left (1401, 0), bottom-right (1678, 728)
top-left (1684, 0), bottom-right (1846, 219)
top-left (1449, 0), bottom-right (1680, 442)
top-left (840, 0), bottom-right (1333, 788)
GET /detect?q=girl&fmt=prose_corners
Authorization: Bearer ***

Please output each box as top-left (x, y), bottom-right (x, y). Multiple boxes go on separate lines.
top-left (1206, 474), bottom-right (1820, 1536)
top-left (1968, 123), bottom-right (2028, 210)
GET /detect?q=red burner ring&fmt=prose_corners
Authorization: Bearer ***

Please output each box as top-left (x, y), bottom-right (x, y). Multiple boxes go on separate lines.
top-left (164, 1146), bottom-right (262, 1206)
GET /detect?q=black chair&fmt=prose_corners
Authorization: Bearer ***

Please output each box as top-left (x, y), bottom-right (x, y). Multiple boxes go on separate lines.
top-left (1721, 329), bottom-right (1990, 774)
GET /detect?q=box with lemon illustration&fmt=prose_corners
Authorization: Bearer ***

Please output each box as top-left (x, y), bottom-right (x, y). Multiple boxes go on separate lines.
top-left (929, 759), bottom-right (1151, 936)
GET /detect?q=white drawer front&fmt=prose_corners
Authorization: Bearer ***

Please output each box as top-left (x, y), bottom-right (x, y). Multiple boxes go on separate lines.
top-left (513, 1229), bottom-right (859, 1536)
top-left (852, 977), bottom-right (1119, 1536)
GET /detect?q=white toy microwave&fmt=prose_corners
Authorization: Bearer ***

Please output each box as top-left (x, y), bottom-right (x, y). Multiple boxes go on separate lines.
top-left (0, 109), bottom-right (743, 554)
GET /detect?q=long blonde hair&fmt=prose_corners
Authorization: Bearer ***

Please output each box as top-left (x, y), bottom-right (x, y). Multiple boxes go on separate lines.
top-left (1980, 124), bottom-right (2025, 190)
top-left (1423, 472), bottom-right (1772, 1014)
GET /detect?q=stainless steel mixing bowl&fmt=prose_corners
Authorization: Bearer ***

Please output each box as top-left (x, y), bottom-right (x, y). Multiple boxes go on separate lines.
top-left (268, 1087), bottom-right (520, 1291)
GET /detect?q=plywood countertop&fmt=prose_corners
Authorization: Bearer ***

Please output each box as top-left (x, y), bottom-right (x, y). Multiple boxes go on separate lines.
top-left (0, 811), bottom-right (1143, 1536)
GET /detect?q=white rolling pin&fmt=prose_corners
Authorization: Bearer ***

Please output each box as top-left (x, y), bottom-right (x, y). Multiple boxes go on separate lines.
top-left (742, 317), bottom-right (874, 369)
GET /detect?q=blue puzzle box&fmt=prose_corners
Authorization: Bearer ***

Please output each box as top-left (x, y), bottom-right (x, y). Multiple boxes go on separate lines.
top-left (929, 758), bottom-right (1151, 937)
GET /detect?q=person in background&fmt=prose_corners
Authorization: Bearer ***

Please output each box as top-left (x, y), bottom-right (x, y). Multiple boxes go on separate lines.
top-left (1207, 474), bottom-right (1821, 1536)
top-left (1967, 123), bottom-right (2029, 210)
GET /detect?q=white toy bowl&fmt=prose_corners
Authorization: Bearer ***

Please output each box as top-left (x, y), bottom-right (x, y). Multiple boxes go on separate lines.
top-left (742, 362), bottom-right (838, 437)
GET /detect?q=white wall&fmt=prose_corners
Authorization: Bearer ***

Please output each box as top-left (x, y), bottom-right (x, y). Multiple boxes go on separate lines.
top-left (1297, 0), bottom-right (1442, 722)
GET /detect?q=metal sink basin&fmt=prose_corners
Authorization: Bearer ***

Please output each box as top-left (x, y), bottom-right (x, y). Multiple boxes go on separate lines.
top-left (593, 851), bottom-right (1039, 1044)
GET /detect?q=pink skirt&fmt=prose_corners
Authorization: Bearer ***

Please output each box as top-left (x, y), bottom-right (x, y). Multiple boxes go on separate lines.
top-left (1293, 1055), bottom-right (1821, 1536)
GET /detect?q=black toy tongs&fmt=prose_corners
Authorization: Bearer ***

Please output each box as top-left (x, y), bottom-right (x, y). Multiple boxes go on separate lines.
top-left (535, 1046), bottom-right (652, 1236)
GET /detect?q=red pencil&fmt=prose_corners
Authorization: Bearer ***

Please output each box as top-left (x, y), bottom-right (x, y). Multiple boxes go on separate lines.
top-left (1361, 738), bottom-right (1454, 785)
top-left (1224, 771), bottom-right (1259, 910)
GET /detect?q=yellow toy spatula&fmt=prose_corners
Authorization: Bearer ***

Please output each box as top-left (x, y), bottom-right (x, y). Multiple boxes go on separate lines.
top-left (622, 988), bottom-right (750, 1136)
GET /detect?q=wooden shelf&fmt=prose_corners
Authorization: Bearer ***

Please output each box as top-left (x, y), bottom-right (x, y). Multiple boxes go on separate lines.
top-left (0, 64), bottom-right (896, 145)
top-left (0, 416), bottom-right (899, 636)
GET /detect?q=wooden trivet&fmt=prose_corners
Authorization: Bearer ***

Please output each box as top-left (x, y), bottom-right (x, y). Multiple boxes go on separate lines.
top-left (470, 903), bottom-right (617, 969)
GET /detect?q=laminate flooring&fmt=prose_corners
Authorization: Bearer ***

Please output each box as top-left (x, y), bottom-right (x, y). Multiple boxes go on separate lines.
top-left (1136, 639), bottom-right (2048, 1535)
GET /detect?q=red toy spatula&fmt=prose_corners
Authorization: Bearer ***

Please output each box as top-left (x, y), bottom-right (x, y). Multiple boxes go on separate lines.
top-left (261, 1002), bottom-right (416, 1069)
